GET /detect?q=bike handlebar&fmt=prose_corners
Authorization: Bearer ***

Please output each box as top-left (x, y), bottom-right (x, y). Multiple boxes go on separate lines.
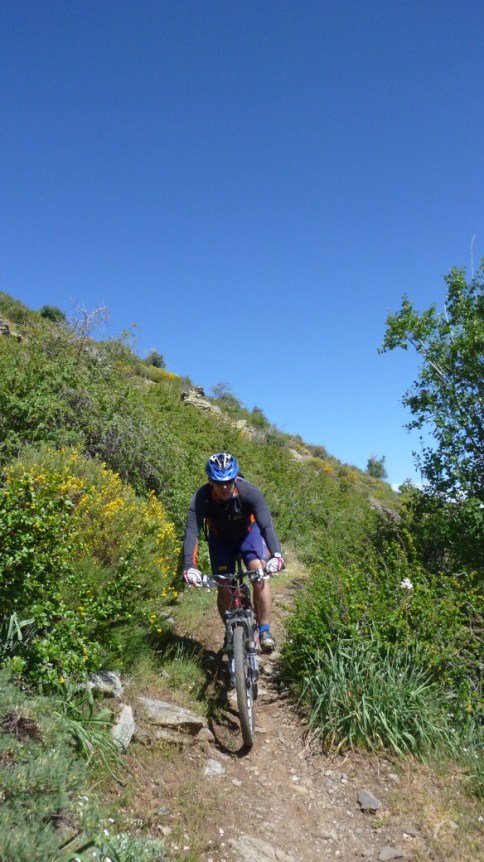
top-left (199, 570), bottom-right (270, 588)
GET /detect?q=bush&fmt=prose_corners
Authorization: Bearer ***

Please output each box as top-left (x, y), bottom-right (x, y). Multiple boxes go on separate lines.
top-left (0, 448), bottom-right (179, 683)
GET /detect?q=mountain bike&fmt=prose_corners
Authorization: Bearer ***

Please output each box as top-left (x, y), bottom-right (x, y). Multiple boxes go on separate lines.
top-left (200, 565), bottom-right (268, 748)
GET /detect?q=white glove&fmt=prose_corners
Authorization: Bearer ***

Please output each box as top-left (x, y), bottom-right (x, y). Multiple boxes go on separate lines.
top-left (183, 567), bottom-right (202, 586)
top-left (265, 553), bottom-right (285, 575)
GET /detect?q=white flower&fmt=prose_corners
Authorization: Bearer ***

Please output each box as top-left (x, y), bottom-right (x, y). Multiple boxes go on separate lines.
top-left (400, 578), bottom-right (413, 590)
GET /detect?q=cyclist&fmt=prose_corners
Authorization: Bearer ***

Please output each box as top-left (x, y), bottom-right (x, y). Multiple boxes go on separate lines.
top-left (182, 452), bottom-right (285, 653)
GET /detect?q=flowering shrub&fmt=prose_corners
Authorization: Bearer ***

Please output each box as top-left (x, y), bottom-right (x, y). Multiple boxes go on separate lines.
top-left (1, 448), bottom-right (179, 684)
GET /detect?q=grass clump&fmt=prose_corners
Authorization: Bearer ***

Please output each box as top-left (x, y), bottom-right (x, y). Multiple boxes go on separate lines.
top-left (301, 635), bottom-right (453, 755)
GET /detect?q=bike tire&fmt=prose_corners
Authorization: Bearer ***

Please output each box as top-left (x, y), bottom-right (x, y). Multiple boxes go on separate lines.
top-left (233, 624), bottom-right (255, 748)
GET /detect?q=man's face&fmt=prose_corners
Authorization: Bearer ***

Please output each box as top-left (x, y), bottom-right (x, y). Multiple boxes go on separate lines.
top-left (210, 479), bottom-right (235, 502)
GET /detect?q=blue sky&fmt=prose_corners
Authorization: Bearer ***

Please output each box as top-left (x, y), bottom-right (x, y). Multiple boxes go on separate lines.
top-left (1, 1), bottom-right (483, 487)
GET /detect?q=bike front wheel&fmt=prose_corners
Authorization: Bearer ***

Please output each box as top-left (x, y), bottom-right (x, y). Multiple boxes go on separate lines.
top-left (233, 624), bottom-right (255, 748)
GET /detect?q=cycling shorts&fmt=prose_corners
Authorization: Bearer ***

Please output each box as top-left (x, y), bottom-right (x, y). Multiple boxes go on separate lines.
top-left (208, 523), bottom-right (268, 574)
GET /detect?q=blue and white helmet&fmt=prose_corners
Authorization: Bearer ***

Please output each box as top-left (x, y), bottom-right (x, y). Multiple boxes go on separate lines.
top-left (205, 452), bottom-right (239, 482)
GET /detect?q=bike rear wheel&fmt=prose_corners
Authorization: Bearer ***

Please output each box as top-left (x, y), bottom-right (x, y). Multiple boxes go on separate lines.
top-left (233, 624), bottom-right (255, 748)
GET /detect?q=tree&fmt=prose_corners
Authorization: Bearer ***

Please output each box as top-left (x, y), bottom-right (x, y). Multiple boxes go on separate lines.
top-left (380, 265), bottom-right (484, 499)
top-left (210, 381), bottom-right (242, 412)
top-left (366, 455), bottom-right (388, 480)
top-left (144, 349), bottom-right (165, 369)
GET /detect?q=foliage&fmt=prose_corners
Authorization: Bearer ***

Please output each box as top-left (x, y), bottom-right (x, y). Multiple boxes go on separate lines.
top-left (380, 265), bottom-right (484, 500)
top-left (398, 482), bottom-right (484, 577)
top-left (283, 519), bottom-right (482, 716)
top-left (0, 291), bottom-right (32, 324)
top-left (0, 668), bottom-right (167, 862)
top-left (0, 448), bottom-right (179, 683)
top-left (144, 348), bottom-right (165, 369)
top-left (301, 635), bottom-right (453, 755)
top-left (366, 454), bottom-right (387, 479)
top-left (38, 304), bottom-right (66, 323)
top-left (210, 381), bottom-right (243, 413)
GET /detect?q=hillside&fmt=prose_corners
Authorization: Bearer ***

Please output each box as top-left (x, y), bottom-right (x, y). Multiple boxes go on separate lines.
top-left (0, 292), bottom-right (481, 862)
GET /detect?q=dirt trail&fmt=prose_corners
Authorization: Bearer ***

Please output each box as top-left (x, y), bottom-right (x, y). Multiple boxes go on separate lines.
top-left (119, 558), bottom-right (479, 862)
top-left (165, 560), bottom-right (431, 862)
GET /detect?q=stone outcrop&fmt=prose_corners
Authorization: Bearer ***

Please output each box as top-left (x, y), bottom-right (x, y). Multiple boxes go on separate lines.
top-left (180, 389), bottom-right (223, 415)
top-left (0, 316), bottom-right (22, 341)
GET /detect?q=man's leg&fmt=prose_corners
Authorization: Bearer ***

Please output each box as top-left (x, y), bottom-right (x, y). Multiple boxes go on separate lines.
top-left (208, 537), bottom-right (236, 624)
top-left (241, 527), bottom-right (275, 652)
top-left (247, 558), bottom-right (271, 626)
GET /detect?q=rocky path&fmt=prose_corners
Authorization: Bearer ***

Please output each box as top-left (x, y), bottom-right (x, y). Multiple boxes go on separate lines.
top-left (115, 559), bottom-right (479, 862)
top-left (166, 562), bottom-right (428, 862)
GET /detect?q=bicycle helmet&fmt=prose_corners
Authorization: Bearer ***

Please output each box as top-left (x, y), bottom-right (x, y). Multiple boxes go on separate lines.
top-left (205, 452), bottom-right (239, 482)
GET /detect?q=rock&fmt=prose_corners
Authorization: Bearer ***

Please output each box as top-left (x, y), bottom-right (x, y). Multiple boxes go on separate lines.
top-left (181, 391), bottom-right (223, 414)
top-left (203, 758), bottom-right (226, 777)
top-left (357, 789), bottom-right (382, 812)
top-left (0, 317), bottom-right (10, 336)
top-left (88, 670), bottom-right (123, 698)
top-left (402, 825), bottom-right (418, 838)
top-left (378, 847), bottom-right (405, 860)
top-left (156, 807), bottom-right (170, 816)
top-left (137, 697), bottom-right (207, 734)
top-left (196, 726), bottom-right (215, 743)
top-left (132, 727), bottom-right (152, 745)
top-left (160, 826), bottom-right (172, 837)
top-left (288, 448), bottom-right (306, 462)
top-left (388, 773), bottom-right (400, 782)
top-left (320, 829), bottom-right (338, 841)
top-left (155, 729), bottom-right (191, 746)
top-left (229, 834), bottom-right (295, 862)
top-left (111, 704), bottom-right (135, 749)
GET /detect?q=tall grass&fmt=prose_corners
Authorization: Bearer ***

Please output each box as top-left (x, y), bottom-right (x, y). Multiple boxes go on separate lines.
top-left (300, 635), bottom-right (454, 755)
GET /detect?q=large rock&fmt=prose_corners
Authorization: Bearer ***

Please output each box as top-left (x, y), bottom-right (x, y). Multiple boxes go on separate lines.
top-left (229, 835), bottom-right (295, 862)
top-left (137, 697), bottom-right (207, 734)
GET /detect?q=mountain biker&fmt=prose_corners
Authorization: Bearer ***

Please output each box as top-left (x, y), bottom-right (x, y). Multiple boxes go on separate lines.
top-left (182, 452), bottom-right (285, 653)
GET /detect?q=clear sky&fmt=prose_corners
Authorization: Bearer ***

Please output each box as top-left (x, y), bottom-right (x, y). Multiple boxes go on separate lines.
top-left (1, 1), bottom-right (483, 487)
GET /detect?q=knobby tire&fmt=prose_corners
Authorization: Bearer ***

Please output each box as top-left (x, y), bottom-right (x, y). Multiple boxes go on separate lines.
top-left (233, 624), bottom-right (254, 748)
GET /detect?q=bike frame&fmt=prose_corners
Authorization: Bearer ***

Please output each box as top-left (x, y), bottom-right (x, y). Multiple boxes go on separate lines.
top-left (200, 567), bottom-right (267, 689)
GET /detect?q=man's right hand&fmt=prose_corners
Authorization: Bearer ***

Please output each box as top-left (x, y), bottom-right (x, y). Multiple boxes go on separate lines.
top-left (183, 567), bottom-right (202, 586)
